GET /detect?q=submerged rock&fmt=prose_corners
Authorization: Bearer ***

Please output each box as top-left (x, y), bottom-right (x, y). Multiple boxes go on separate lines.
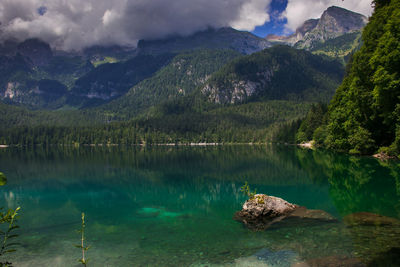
top-left (254, 248), bottom-right (300, 267)
top-left (344, 212), bottom-right (400, 227)
top-left (234, 194), bottom-right (336, 230)
top-left (306, 255), bottom-right (366, 267)
top-left (367, 247), bottom-right (400, 267)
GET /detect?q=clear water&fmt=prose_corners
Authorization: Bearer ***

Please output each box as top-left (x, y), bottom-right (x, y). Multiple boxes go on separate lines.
top-left (0, 145), bottom-right (399, 266)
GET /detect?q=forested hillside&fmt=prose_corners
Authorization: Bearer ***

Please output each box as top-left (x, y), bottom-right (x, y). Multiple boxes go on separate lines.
top-left (0, 100), bottom-right (311, 145)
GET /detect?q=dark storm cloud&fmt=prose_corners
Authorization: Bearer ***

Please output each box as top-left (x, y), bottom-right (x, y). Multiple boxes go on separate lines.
top-left (0, 0), bottom-right (271, 51)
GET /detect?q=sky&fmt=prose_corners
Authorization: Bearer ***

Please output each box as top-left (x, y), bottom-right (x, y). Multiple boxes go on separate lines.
top-left (0, 0), bottom-right (373, 51)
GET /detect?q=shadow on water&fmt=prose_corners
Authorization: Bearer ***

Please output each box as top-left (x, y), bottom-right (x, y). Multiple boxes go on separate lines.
top-left (0, 145), bottom-right (399, 266)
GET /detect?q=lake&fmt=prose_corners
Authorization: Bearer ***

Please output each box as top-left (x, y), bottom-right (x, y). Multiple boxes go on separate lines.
top-left (0, 145), bottom-right (399, 266)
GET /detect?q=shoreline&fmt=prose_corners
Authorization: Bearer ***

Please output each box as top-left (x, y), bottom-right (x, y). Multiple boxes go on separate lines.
top-left (1, 142), bottom-right (273, 147)
top-left (298, 141), bottom-right (314, 149)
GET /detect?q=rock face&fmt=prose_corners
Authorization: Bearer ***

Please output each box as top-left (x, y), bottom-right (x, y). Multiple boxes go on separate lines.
top-left (234, 194), bottom-right (337, 230)
top-left (202, 79), bottom-right (260, 104)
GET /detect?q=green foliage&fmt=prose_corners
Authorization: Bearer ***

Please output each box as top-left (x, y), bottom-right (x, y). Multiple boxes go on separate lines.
top-left (75, 213), bottom-right (90, 266)
top-left (0, 206), bottom-right (20, 267)
top-left (240, 182), bottom-right (257, 200)
top-left (271, 119), bottom-right (303, 144)
top-left (317, 0), bottom-right (400, 155)
top-left (296, 103), bottom-right (328, 143)
top-left (0, 102), bottom-right (109, 129)
top-left (313, 125), bottom-right (328, 145)
top-left (0, 174), bottom-right (6, 187)
top-left (0, 172), bottom-right (21, 267)
top-left (311, 32), bottom-right (363, 61)
top-left (348, 126), bottom-right (376, 155)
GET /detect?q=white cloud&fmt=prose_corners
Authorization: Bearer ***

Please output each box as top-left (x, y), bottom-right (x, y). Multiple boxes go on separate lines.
top-left (283, 0), bottom-right (373, 31)
top-left (230, 0), bottom-right (271, 31)
top-left (0, 0), bottom-right (272, 51)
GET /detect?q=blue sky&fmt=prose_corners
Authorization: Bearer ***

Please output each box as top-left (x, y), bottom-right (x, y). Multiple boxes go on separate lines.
top-left (252, 0), bottom-right (289, 38)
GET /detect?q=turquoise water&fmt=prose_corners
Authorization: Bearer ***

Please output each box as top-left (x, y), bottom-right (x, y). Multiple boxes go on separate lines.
top-left (0, 145), bottom-right (399, 266)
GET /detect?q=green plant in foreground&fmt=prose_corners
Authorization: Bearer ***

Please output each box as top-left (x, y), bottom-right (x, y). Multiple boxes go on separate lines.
top-left (240, 181), bottom-right (257, 200)
top-left (75, 213), bottom-right (90, 266)
top-left (0, 207), bottom-right (21, 267)
top-left (0, 172), bottom-right (21, 267)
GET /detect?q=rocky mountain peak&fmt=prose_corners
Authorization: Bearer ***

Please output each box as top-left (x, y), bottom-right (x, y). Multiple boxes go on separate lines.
top-left (17, 38), bottom-right (53, 66)
top-left (318, 6), bottom-right (368, 34)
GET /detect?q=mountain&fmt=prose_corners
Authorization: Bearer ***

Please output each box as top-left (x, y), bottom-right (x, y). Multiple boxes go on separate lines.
top-left (137, 27), bottom-right (271, 55)
top-left (17, 39), bottom-right (53, 66)
top-left (294, 0), bottom-right (400, 156)
top-left (97, 49), bottom-right (241, 119)
top-left (200, 45), bottom-right (344, 104)
top-left (0, 40), bottom-right (95, 109)
top-left (266, 6), bottom-right (367, 56)
top-left (0, 27), bottom-right (271, 110)
top-left (67, 53), bottom-right (175, 107)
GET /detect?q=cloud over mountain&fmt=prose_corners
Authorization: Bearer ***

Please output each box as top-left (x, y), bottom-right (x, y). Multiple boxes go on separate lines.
top-left (0, 0), bottom-right (271, 51)
top-left (282, 0), bottom-right (373, 31)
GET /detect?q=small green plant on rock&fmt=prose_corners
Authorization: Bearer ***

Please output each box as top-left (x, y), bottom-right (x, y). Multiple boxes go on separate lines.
top-left (75, 213), bottom-right (90, 266)
top-left (255, 195), bottom-right (265, 204)
top-left (240, 182), bottom-right (257, 200)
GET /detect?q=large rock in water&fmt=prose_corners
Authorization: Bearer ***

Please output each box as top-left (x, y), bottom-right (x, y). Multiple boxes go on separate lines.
top-left (234, 194), bottom-right (336, 230)
top-left (240, 194), bottom-right (298, 218)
